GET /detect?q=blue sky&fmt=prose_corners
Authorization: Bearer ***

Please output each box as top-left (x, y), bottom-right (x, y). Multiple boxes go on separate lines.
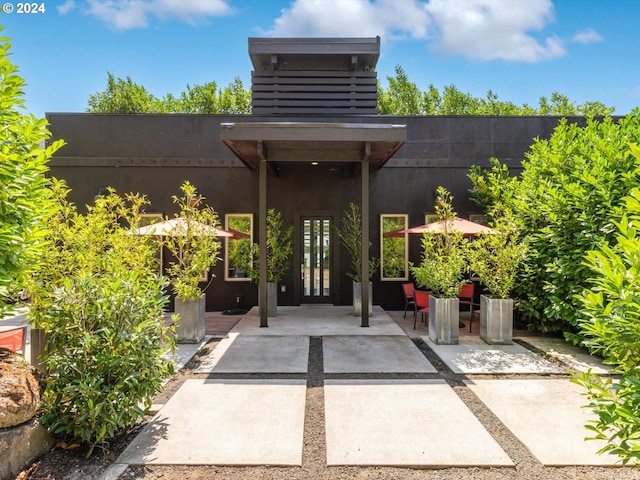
top-left (2, 0), bottom-right (639, 119)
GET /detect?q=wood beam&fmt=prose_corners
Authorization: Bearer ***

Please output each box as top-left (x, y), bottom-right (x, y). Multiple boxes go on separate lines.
top-left (361, 158), bottom-right (370, 327)
top-left (259, 157), bottom-right (268, 327)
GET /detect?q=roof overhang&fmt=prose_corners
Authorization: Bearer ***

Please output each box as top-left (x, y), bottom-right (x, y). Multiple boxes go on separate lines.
top-left (220, 122), bottom-right (406, 171)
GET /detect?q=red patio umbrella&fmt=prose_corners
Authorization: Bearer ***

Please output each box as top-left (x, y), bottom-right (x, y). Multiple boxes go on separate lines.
top-left (384, 217), bottom-right (497, 238)
top-left (131, 217), bottom-right (234, 237)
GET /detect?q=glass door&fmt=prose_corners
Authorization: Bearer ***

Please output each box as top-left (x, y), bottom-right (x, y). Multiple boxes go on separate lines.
top-left (301, 217), bottom-right (332, 303)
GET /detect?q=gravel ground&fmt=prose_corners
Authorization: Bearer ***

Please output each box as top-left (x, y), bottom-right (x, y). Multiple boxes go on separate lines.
top-left (18, 333), bottom-right (640, 480)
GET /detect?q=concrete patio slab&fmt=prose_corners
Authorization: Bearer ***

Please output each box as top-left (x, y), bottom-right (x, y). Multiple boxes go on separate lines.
top-left (196, 334), bottom-right (309, 373)
top-left (117, 379), bottom-right (307, 466)
top-left (467, 379), bottom-right (623, 466)
top-left (424, 336), bottom-right (564, 374)
top-left (324, 379), bottom-right (513, 467)
top-left (323, 336), bottom-right (436, 373)
top-left (230, 305), bottom-right (405, 336)
top-left (163, 336), bottom-right (209, 373)
top-left (517, 336), bottom-right (613, 375)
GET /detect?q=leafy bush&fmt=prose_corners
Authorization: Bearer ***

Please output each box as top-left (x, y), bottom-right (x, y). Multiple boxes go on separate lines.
top-left (247, 208), bottom-right (293, 283)
top-left (336, 203), bottom-right (378, 282)
top-left (410, 187), bottom-right (468, 297)
top-left (29, 181), bottom-right (175, 456)
top-left (0, 30), bottom-right (64, 315)
top-left (467, 225), bottom-right (527, 299)
top-left (469, 114), bottom-right (640, 334)
top-left (571, 183), bottom-right (640, 465)
top-left (163, 181), bottom-right (222, 301)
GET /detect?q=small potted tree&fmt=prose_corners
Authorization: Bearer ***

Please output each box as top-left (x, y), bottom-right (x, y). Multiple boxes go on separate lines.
top-left (247, 209), bottom-right (293, 316)
top-left (336, 202), bottom-right (379, 316)
top-left (164, 181), bottom-right (221, 342)
top-left (410, 187), bottom-right (468, 344)
top-left (468, 217), bottom-right (527, 344)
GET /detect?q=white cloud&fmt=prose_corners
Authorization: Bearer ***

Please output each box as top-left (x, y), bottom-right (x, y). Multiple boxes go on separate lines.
top-left (572, 28), bottom-right (603, 44)
top-left (57, 0), bottom-right (75, 15)
top-left (83, 0), bottom-right (232, 30)
top-left (267, 0), bottom-right (565, 63)
top-left (424, 0), bottom-right (564, 62)
top-left (265, 0), bottom-right (431, 39)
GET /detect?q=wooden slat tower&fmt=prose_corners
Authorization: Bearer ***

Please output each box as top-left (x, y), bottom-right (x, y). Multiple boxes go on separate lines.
top-left (249, 37), bottom-right (380, 115)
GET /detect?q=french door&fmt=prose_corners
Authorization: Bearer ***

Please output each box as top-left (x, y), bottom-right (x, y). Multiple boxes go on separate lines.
top-left (301, 217), bottom-right (332, 303)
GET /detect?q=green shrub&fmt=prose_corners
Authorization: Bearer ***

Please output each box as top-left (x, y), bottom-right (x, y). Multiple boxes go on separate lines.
top-left (468, 227), bottom-right (527, 299)
top-left (164, 181), bottom-right (222, 301)
top-left (0, 30), bottom-right (64, 315)
top-left (410, 187), bottom-right (468, 297)
top-left (29, 181), bottom-right (175, 456)
top-left (247, 208), bottom-right (293, 283)
top-left (571, 182), bottom-right (640, 465)
top-left (336, 203), bottom-right (379, 282)
top-left (469, 114), bottom-right (640, 334)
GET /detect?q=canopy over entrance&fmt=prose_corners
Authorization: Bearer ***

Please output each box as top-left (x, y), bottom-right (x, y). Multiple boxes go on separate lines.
top-left (221, 121), bottom-right (406, 329)
top-left (220, 122), bottom-right (406, 170)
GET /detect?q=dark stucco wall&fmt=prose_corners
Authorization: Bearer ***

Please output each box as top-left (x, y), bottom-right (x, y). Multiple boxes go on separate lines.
top-left (46, 113), bottom-right (590, 311)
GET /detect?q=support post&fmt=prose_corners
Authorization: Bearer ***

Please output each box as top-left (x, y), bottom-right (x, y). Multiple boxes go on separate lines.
top-left (361, 156), bottom-right (370, 327)
top-left (259, 157), bottom-right (268, 327)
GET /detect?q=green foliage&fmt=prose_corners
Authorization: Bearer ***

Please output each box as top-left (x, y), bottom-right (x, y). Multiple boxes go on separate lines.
top-left (247, 209), bottom-right (293, 284)
top-left (227, 216), bottom-right (252, 275)
top-left (410, 187), bottom-right (468, 297)
top-left (469, 114), bottom-right (640, 334)
top-left (336, 202), bottom-right (379, 282)
top-left (381, 217), bottom-right (406, 278)
top-left (163, 181), bottom-right (222, 301)
top-left (571, 185), bottom-right (640, 465)
top-left (87, 72), bottom-right (252, 114)
top-left (89, 66), bottom-right (613, 117)
top-left (468, 228), bottom-right (527, 299)
top-left (378, 65), bottom-right (614, 116)
top-left (28, 181), bottom-right (175, 456)
top-left (0, 31), bottom-right (64, 315)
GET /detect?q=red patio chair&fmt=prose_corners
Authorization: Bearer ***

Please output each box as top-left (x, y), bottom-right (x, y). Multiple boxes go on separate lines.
top-left (457, 283), bottom-right (479, 332)
top-left (402, 283), bottom-right (417, 319)
top-left (414, 290), bottom-right (431, 330)
top-left (0, 325), bottom-right (27, 355)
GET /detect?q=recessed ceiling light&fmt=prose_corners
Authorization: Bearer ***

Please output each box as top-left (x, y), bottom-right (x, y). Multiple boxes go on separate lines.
top-left (311, 161), bottom-right (319, 166)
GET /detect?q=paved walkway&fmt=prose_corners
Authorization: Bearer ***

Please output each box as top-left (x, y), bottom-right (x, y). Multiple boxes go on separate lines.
top-left (114, 306), bottom-right (627, 471)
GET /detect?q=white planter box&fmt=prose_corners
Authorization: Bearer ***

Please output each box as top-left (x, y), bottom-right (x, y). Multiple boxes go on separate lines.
top-left (175, 295), bottom-right (205, 343)
top-left (429, 296), bottom-right (459, 345)
top-left (353, 281), bottom-right (373, 317)
top-left (480, 295), bottom-right (513, 345)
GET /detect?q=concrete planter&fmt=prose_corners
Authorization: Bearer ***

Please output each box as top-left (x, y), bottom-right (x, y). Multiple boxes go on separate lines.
top-left (267, 282), bottom-right (277, 317)
top-left (480, 295), bottom-right (513, 345)
top-left (429, 296), bottom-right (459, 345)
top-left (353, 281), bottom-right (373, 317)
top-left (174, 295), bottom-right (205, 343)
top-left (29, 328), bottom-right (50, 374)
top-left (259, 282), bottom-right (278, 317)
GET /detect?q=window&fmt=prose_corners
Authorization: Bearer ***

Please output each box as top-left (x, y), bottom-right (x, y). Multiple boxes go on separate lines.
top-left (380, 214), bottom-right (408, 281)
top-left (225, 213), bottom-right (253, 281)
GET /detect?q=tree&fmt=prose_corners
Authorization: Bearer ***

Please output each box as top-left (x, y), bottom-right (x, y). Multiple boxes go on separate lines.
top-left (378, 65), bottom-right (614, 116)
top-left (87, 72), bottom-right (158, 113)
top-left (87, 73), bottom-right (252, 114)
top-left (0, 29), bottom-right (64, 316)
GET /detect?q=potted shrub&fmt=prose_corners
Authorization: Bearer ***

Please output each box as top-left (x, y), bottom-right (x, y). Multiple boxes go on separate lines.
top-left (336, 202), bottom-right (379, 316)
top-left (247, 208), bottom-right (293, 316)
top-left (410, 187), bottom-right (468, 344)
top-left (163, 181), bottom-right (222, 342)
top-left (468, 222), bottom-right (527, 344)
